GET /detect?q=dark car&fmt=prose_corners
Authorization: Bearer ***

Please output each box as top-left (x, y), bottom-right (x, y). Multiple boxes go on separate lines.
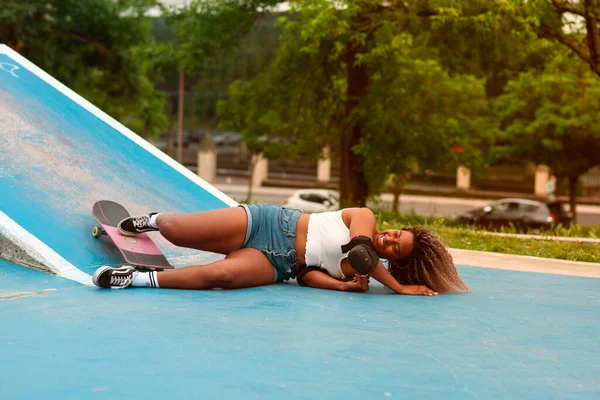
top-left (546, 201), bottom-right (573, 227)
top-left (212, 132), bottom-right (242, 147)
top-left (457, 198), bottom-right (572, 231)
top-left (156, 130), bottom-right (207, 150)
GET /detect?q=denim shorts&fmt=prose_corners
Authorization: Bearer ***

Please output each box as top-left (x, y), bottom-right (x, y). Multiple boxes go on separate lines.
top-left (240, 204), bottom-right (303, 282)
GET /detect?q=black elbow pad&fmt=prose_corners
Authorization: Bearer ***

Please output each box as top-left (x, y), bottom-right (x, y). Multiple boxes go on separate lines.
top-left (341, 235), bottom-right (379, 275)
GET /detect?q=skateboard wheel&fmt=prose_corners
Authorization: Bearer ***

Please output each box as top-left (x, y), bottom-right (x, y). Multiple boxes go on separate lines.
top-left (92, 226), bottom-right (104, 238)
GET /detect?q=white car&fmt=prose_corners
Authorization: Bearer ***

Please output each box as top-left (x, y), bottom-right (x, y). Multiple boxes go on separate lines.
top-left (283, 189), bottom-right (340, 213)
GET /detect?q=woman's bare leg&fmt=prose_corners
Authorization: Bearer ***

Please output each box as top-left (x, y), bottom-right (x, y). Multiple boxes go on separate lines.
top-left (156, 248), bottom-right (275, 289)
top-left (156, 206), bottom-right (248, 254)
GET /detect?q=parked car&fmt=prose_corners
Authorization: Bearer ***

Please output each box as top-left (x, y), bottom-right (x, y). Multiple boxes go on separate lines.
top-left (212, 132), bottom-right (242, 146)
top-left (283, 189), bottom-right (340, 213)
top-left (456, 198), bottom-right (572, 231)
top-left (546, 201), bottom-right (573, 227)
top-left (155, 130), bottom-right (207, 150)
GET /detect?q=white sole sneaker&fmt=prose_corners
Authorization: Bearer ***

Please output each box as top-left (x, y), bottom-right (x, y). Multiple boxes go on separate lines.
top-left (92, 265), bottom-right (137, 289)
top-left (92, 266), bottom-right (113, 288)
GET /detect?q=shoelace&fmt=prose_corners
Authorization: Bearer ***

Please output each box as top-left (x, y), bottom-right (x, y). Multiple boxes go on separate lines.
top-left (110, 273), bottom-right (133, 287)
top-left (131, 215), bottom-right (149, 229)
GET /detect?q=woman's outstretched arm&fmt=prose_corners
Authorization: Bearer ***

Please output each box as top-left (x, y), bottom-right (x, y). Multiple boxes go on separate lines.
top-left (369, 263), bottom-right (437, 296)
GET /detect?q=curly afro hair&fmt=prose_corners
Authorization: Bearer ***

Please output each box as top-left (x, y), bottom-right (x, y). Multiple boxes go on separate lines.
top-left (387, 227), bottom-right (468, 293)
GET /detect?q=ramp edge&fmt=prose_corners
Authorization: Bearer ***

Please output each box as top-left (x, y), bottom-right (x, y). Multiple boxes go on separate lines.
top-left (0, 211), bottom-right (91, 285)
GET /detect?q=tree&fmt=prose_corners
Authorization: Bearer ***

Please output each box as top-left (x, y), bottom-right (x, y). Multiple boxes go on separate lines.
top-left (216, 79), bottom-right (281, 203)
top-left (0, 0), bottom-right (169, 137)
top-left (161, 0), bottom-right (284, 73)
top-left (529, 0), bottom-right (600, 78)
top-left (360, 52), bottom-right (494, 209)
top-left (217, 0), bottom-right (505, 206)
top-left (494, 47), bottom-right (600, 221)
top-left (157, 0), bottom-right (285, 162)
top-left (424, 0), bottom-right (542, 97)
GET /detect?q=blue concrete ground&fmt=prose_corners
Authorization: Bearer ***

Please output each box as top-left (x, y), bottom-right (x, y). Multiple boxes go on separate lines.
top-left (2, 258), bottom-right (599, 399)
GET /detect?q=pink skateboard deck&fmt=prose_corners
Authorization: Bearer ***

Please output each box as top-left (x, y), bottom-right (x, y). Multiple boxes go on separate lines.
top-left (91, 200), bottom-right (174, 270)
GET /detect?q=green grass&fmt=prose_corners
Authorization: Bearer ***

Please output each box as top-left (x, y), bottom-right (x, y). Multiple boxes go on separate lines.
top-left (375, 210), bottom-right (600, 264)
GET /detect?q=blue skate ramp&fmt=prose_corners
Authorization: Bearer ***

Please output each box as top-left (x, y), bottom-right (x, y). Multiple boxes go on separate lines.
top-left (0, 45), bottom-right (234, 282)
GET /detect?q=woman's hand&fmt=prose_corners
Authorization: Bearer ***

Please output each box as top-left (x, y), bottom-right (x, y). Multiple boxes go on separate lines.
top-left (398, 285), bottom-right (438, 296)
top-left (343, 275), bottom-right (370, 292)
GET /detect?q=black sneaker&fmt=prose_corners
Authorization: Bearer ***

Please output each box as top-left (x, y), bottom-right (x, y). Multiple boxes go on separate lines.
top-left (92, 266), bottom-right (138, 289)
top-left (117, 213), bottom-right (159, 236)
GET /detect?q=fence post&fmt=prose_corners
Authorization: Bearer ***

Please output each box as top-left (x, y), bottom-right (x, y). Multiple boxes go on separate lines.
top-left (252, 153), bottom-right (268, 187)
top-left (456, 165), bottom-right (471, 190)
top-left (534, 164), bottom-right (550, 197)
top-left (197, 137), bottom-right (216, 183)
top-left (317, 146), bottom-right (331, 183)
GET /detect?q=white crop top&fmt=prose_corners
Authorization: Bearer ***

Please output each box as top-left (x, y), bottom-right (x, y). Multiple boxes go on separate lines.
top-left (304, 210), bottom-right (352, 279)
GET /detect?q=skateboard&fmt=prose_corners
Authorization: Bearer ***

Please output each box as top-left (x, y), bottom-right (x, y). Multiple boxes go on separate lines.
top-left (91, 200), bottom-right (174, 270)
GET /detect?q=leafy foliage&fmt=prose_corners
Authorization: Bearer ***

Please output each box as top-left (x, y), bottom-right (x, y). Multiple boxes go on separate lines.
top-left (0, 0), bottom-right (169, 137)
top-left (494, 47), bottom-right (600, 218)
top-left (217, 0), bottom-right (505, 205)
top-left (161, 0), bottom-right (284, 73)
top-left (526, 0), bottom-right (600, 77)
top-left (359, 26), bottom-right (495, 195)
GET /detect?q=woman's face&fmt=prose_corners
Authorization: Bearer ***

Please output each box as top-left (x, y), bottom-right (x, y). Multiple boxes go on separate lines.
top-left (373, 229), bottom-right (414, 260)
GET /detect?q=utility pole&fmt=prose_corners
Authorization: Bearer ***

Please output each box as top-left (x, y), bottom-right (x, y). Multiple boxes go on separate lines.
top-left (176, 0), bottom-right (188, 164)
top-left (177, 67), bottom-right (185, 163)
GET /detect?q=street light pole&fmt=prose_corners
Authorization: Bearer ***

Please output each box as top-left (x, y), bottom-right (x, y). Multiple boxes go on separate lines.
top-left (176, 0), bottom-right (188, 164)
top-left (177, 67), bottom-right (185, 163)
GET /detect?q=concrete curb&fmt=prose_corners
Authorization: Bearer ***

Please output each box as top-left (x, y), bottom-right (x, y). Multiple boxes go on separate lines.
top-left (474, 231), bottom-right (600, 243)
top-left (450, 248), bottom-right (600, 278)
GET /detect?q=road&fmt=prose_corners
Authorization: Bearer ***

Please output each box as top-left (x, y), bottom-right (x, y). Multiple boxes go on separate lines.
top-left (214, 179), bottom-right (600, 226)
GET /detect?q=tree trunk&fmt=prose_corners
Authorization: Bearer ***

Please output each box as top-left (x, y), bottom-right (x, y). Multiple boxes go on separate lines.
top-left (391, 174), bottom-right (404, 213)
top-left (568, 175), bottom-right (578, 224)
top-left (584, 0), bottom-right (600, 75)
top-left (246, 153), bottom-right (255, 204)
top-left (545, 0), bottom-right (600, 77)
top-left (392, 191), bottom-right (400, 213)
top-left (340, 38), bottom-right (370, 207)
